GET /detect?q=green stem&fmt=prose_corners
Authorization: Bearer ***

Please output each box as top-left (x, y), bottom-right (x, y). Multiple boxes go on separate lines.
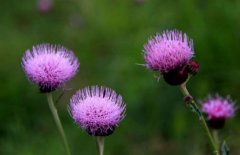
top-left (96, 136), bottom-right (104, 155)
top-left (179, 84), bottom-right (219, 155)
top-left (47, 93), bottom-right (72, 155)
top-left (213, 130), bottom-right (220, 150)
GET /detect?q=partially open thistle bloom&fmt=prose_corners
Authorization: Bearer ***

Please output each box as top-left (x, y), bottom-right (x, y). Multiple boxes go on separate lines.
top-left (69, 86), bottom-right (126, 136)
top-left (143, 30), bottom-right (196, 85)
top-left (201, 95), bottom-right (236, 129)
top-left (22, 44), bottom-right (79, 92)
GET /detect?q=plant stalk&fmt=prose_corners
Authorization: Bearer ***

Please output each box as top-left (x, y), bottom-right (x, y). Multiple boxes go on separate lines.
top-left (179, 84), bottom-right (219, 155)
top-left (47, 93), bottom-right (72, 155)
top-left (213, 130), bottom-right (220, 150)
top-left (96, 136), bottom-right (104, 155)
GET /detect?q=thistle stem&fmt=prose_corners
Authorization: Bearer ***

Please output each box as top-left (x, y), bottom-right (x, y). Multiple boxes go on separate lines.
top-left (213, 130), bottom-right (220, 150)
top-left (47, 93), bottom-right (72, 155)
top-left (96, 136), bottom-right (104, 155)
top-left (179, 84), bottom-right (219, 155)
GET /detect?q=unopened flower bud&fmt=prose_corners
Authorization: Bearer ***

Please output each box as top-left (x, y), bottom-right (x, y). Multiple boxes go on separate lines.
top-left (187, 59), bottom-right (199, 75)
top-left (184, 95), bottom-right (193, 103)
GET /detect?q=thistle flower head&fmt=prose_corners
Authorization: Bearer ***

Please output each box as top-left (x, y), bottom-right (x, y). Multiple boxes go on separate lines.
top-left (69, 86), bottom-right (126, 136)
top-left (201, 95), bottom-right (236, 129)
top-left (22, 44), bottom-right (79, 92)
top-left (202, 95), bottom-right (235, 119)
top-left (144, 30), bottom-right (194, 73)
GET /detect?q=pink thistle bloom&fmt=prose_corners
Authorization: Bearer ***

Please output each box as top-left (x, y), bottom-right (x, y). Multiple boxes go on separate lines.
top-left (22, 44), bottom-right (79, 92)
top-left (201, 95), bottom-right (236, 129)
top-left (144, 30), bottom-right (194, 73)
top-left (202, 96), bottom-right (235, 119)
top-left (69, 86), bottom-right (126, 136)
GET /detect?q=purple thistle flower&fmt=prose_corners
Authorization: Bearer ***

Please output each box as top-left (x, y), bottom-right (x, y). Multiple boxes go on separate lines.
top-left (143, 30), bottom-right (195, 85)
top-left (201, 95), bottom-right (236, 129)
top-left (144, 30), bottom-right (194, 73)
top-left (69, 86), bottom-right (126, 136)
top-left (22, 44), bottom-right (79, 92)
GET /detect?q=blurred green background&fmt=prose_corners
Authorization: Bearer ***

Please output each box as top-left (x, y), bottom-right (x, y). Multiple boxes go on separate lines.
top-left (1, 0), bottom-right (240, 154)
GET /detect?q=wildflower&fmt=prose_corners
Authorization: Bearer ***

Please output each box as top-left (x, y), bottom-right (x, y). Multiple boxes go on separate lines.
top-left (69, 86), bottom-right (126, 136)
top-left (37, 0), bottom-right (53, 13)
top-left (144, 30), bottom-right (195, 85)
top-left (22, 44), bottom-right (79, 92)
top-left (201, 95), bottom-right (236, 129)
